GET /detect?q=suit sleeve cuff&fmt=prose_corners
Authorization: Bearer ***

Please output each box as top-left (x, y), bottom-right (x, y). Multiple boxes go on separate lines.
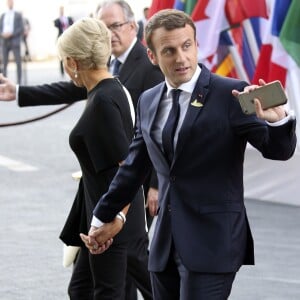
top-left (266, 110), bottom-right (295, 127)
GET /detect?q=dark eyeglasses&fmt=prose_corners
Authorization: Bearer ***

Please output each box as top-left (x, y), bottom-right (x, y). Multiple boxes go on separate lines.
top-left (107, 21), bottom-right (130, 32)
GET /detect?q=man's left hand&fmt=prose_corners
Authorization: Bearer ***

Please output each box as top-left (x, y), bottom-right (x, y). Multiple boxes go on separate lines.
top-left (146, 187), bottom-right (158, 216)
top-left (232, 79), bottom-right (287, 122)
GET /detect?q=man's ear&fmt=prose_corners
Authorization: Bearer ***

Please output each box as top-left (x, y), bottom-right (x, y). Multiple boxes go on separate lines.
top-left (147, 48), bottom-right (157, 65)
top-left (129, 21), bottom-right (137, 31)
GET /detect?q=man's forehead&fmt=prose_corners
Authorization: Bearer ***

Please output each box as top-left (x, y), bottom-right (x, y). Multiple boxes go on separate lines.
top-left (97, 4), bottom-right (124, 21)
top-left (152, 26), bottom-right (194, 45)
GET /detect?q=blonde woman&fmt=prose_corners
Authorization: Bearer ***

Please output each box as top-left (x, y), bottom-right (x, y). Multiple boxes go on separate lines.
top-left (56, 17), bottom-right (145, 299)
top-left (0, 17), bottom-right (145, 299)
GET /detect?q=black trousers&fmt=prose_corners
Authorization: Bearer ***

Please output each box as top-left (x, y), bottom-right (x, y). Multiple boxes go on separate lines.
top-left (150, 246), bottom-right (236, 300)
top-left (126, 233), bottom-right (152, 300)
top-left (68, 234), bottom-right (152, 300)
top-left (68, 243), bottom-right (127, 300)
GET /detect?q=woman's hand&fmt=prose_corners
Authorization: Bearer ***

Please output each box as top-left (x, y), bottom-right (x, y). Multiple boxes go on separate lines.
top-left (80, 218), bottom-right (124, 254)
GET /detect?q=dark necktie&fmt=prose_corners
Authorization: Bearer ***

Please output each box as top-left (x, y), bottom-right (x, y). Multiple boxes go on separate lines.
top-left (112, 59), bottom-right (121, 76)
top-left (162, 89), bottom-right (182, 164)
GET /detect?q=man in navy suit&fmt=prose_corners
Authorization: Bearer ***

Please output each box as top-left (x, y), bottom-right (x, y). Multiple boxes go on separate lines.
top-left (82, 9), bottom-right (297, 299)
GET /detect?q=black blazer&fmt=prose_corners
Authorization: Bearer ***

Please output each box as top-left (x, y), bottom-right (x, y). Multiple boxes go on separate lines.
top-left (18, 79), bottom-right (146, 246)
top-left (18, 40), bottom-right (164, 189)
top-left (93, 64), bottom-right (297, 273)
top-left (18, 41), bottom-right (163, 109)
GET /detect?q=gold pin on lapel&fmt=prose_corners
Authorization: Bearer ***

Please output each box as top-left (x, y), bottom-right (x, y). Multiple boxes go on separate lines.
top-left (191, 99), bottom-right (203, 107)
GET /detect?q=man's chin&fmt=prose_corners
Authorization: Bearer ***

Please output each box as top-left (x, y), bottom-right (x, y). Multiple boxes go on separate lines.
top-left (111, 44), bottom-right (122, 56)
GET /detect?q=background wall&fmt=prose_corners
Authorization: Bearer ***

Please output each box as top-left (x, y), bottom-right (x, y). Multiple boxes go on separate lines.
top-left (0, 0), bottom-right (151, 60)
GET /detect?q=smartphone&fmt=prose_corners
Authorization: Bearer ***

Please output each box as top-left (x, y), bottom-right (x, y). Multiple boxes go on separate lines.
top-left (237, 80), bottom-right (287, 115)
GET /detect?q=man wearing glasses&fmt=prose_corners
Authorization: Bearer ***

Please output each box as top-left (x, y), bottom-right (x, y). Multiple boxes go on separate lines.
top-left (98, 0), bottom-right (163, 108)
top-left (97, 1), bottom-right (163, 299)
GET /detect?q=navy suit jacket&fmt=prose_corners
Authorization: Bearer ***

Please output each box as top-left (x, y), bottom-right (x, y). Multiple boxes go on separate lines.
top-left (94, 64), bottom-right (297, 273)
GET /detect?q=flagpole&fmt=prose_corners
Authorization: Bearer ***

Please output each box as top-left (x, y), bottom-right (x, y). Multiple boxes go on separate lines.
top-left (227, 31), bottom-right (250, 82)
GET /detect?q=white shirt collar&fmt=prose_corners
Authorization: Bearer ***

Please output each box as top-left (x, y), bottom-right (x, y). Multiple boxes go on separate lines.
top-left (165, 65), bottom-right (201, 98)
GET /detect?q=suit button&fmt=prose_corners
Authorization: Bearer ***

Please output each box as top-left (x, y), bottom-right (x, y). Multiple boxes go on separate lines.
top-left (168, 204), bottom-right (171, 212)
top-left (170, 176), bottom-right (176, 182)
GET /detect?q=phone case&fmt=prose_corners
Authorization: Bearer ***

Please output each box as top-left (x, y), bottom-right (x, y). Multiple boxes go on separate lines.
top-left (237, 80), bottom-right (287, 115)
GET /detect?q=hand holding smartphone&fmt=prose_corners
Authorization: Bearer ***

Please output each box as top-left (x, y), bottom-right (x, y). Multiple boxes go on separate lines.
top-left (237, 80), bottom-right (287, 115)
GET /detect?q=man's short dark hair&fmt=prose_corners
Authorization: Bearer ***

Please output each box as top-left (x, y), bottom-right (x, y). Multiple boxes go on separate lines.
top-left (145, 9), bottom-right (196, 52)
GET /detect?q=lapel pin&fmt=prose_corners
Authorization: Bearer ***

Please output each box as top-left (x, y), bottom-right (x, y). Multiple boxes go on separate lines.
top-left (191, 99), bottom-right (203, 107)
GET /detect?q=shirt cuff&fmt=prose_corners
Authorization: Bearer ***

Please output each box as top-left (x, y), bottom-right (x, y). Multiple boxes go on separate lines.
top-left (266, 110), bottom-right (295, 127)
top-left (91, 216), bottom-right (104, 228)
top-left (16, 84), bottom-right (19, 104)
top-left (91, 211), bottom-right (126, 227)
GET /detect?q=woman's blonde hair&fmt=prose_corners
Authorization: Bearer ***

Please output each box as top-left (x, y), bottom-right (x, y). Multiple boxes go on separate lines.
top-left (57, 17), bottom-right (111, 70)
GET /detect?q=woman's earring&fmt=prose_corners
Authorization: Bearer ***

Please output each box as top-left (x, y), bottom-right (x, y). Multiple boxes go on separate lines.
top-left (74, 69), bottom-right (78, 78)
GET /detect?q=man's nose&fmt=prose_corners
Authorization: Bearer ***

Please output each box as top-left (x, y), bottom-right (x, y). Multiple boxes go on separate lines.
top-left (175, 50), bottom-right (185, 62)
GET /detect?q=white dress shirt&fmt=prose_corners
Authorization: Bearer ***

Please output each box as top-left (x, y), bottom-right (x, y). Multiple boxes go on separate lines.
top-left (3, 10), bottom-right (14, 34)
top-left (109, 37), bottom-right (137, 73)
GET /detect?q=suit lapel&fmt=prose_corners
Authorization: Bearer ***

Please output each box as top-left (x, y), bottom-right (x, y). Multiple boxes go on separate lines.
top-left (119, 41), bottom-right (141, 82)
top-left (148, 84), bottom-right (166, 129)
top-left (146, 84), bottom-right (171, 167)
top-left (174, 65), bottom-right (210, 161)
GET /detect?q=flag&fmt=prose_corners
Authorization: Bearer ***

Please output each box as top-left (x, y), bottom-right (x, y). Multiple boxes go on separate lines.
top-left (215, 54), bottom-right (237, 78)
top-left (225, 0), bottom-right (268, 26)
top-left (191, 0), bottom-right (210, 20)
top-left (250, 17), bottom-right (262, 49)
top-left (174, 0), bottom-right (201, 15)
top-left (213, 31), bottom-right (238, 78)
top-left (192, 0), bottom-right (229, 61)
top-left (240, 17), bottom-right (262, 67)
top-left (280, 0), bottom-right (300, 67)
top-left (231, 26), bottom-right (256, 80)
top-left (252, 0), bottom-right (291, 86)
top-left (184, 0), bottom-right (197, 14)
top-left (241, 30), bottom-right (256, 80)
top-left (214, 30), bottom-right (250, 81)
top-left (174, 0), bottom-right (197, 14)
top-left (148, 0), bottom-right (175, 18)
top-left (225, 0), bottom-right (268, 74)
top-left (174, 0), bottom-right (185, 11)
